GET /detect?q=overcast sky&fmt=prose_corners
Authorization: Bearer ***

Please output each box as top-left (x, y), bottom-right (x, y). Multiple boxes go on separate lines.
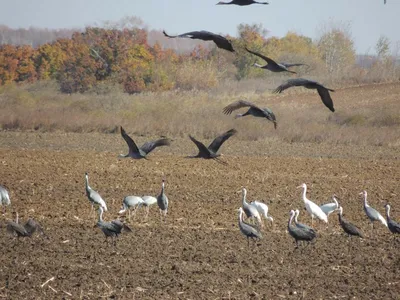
top-left (0, 0), bottom-right (398, 54)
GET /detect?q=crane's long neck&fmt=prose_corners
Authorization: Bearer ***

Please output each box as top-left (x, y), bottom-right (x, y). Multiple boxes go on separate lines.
top-left (238, 210), bottom-right (243, 225)
top-left (85, 175), bottom-right (91, 191)
top-left (334, 198), bottom-right (339, 208)
top-left (294, 212), bottom-right (299, 224)
top-left (302, 186), bottom-right (307, 203)
top-left (161, 182), bottom-right (165, 196)
top-left (288, 213), bottom-right (294, 227)
top-left (254, 63), bottom-right (265, 68)
top-left (363, 193), bottom-right (368, 207)
top-left (98, 209), bottom-right (103, 222)
top-left (242, 190), bottom-right (248, 206)
top-left (385, 206), bottom-right (390, 219)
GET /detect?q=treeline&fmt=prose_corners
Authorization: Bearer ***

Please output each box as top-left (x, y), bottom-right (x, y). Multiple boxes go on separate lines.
top-left (0, 23), bottom-right (398, 94)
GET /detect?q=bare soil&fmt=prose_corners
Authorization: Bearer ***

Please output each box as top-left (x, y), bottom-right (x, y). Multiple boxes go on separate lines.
top-left (0, 129), bottom-right (399, 299)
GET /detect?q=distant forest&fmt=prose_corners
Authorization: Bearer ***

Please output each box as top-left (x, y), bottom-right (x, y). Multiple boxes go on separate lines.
top-left (0, 19), bottom-right (398, 94)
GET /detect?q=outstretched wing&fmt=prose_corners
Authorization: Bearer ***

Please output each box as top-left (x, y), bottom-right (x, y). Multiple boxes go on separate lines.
top-left (208, 129), bottom-right (237, 153)
top-left (316, 86), bottom-right (335, 112)
top-left (273, 78), bottom-right (310, 93)
top-left (222, 100), bottom-right (262, 115)
top-left (120, 126), bottom-right (140, 154)
top-left (280, 62), bottom-right (309, 68)
top-left (163, 30), bottom-right (213, 41)
top-left (140, 138), bottom-right (171, 154)
top-left (246, 47), bottom-right (278, 66)
top-left (189, 135), bottom-right (212, 157)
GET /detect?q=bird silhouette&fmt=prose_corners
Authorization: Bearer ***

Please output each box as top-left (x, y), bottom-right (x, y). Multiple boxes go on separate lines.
top-left (223, 100), bottom-right (277, 129)
top-left (163, 30), bottom-right (234, 52)
top-left (216, 0), bottom-right (269, 5)
top-left (246, 48), bottom-right (307, 74)
top-left (119, 126), bottom-right (171, 160)
top-left (273, 78), bottom-right (335, 112)
top-left (187, 129), bottom-right (237, 164)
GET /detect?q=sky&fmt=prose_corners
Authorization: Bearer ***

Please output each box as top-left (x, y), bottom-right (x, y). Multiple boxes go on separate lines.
top-left (0, 0), bottom-right (398, 54)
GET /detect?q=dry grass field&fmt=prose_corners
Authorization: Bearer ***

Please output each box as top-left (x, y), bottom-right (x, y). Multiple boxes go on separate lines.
top-left (0, 82), bottom-right (399, 299)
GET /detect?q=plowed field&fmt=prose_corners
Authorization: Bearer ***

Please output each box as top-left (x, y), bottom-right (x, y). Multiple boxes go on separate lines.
top-left (0, 121), bottom-right (399, 299)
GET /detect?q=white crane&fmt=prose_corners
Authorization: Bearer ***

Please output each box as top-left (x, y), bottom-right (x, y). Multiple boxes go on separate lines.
top-left (320, 195), bottom-right (340, 219)
top-left (139, 196), bottom-right (158, 219)
top-left (118, 196), bottom-right (144, 220)
top-left (250, 200), bottom-right (273, 226)
top-left (297, 183), bottom-right (328, 225)
top-left (85, 172), bottom-right (107, 216)
top-left (240, 188), bottom-right (262, 227)
top-left (0, 185), bottom-right (11, 214)
top-left (360, 190), bottom-right (387, 229)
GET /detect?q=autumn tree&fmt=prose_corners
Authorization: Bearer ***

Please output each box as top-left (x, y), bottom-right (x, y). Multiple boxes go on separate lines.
top-left (230, 24), bottom-right (268, 79)
top-left (317, 22), bottom-right (356, 77)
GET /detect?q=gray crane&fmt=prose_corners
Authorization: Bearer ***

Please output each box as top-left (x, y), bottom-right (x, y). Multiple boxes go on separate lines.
top-left (139, 196), bottom-right (158, 219)
top-left (288, 210), bottom-right (316, 248)
top-left (237, 207), bottom-right (262, 247)
top-left (246, 48), bottom-right (307, 74)
top-left (0, 185), bottom-right (11, 214)
top-left (240, 187), bottom-right (262, 227)
top-left (119, 126), bottom-right (171, 160)
top-left (337, 206), bottom-right (364, 238)
top-left (360, 190), bottom-right (388, 229)
top-left (216, 0), bottom-right (269, 5)
top-left (96, 207), bottom-right (131, 246)
top-left (273, 78), bottom-right (335, 112)
top-left (294, 209), bottom-right (316, 235)
top-left (223, 100), bottom-right (277, 129)
top-left (187, 129), bottom-right (237, 164)
top-left (85, 172), bottom-right (107, 216)
top-left (157, 180), bottom-right (169, 221)
top-left (384, 204), bottom-right (400, 235)
top-left (118, 196), bottom-right (144, 220)
top-left (6, 212), bottom-right (47, 239)
top-left (163, 30), bottom-right (235, 52)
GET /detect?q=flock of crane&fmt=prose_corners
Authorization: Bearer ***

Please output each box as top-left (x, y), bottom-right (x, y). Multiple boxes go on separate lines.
top-left (1, 176), bottom-right (399, 248)
top-left (0, 0), bottom-right (397, 247)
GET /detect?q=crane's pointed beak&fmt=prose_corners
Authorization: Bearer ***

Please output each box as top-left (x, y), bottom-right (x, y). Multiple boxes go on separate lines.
top-left (296, 185), bottom-right (302, 189)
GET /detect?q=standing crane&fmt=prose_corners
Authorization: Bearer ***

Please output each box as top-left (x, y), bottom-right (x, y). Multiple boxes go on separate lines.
top-left (245, 48), bottom-right (307, 74)
top-left (237, 207), bottom-right (262, 247)
top-left (222, 100), bottom-right (277, 129)
top-left (119, 126), bottom-right (171, 160)
top-left (163, 30), bottom-right (235, 52)
top-left (187, 129), bottom-right (237, 164)
top-left (294, 209), bottom-right (316, 235)
top-left (384, 204), bottom-right (400, 235)
top-left (85, 172), bottom-right (107, 216)
top-left (250, 200), bottom-right (274, 226)
top-left (118, 196), bottom-right (144, 220)
top-left (96, 207), bottom-right (131, 246)
top-left (337, 206), bottom-right (364, 238)
top-left (360, 190), bottom-right (388, 230)
top-left (240, 188), bottom-right (262, 227)
top-left (216, 0), bottom-right (269, 5)
top-left (0, 185), bottom-right (11, 214)
top-left (273, 78), bottom-right (335, 112)
top-left (287, 210), bottom-right (317, 249)
top-left (157, 180), bottom-right (169, 221)
top-left (320, 195), bottom-right (340, 219)
top-left (297, 183), bottom-right (328, 225)
top-left (139, 196), bottom-right (158, 220)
